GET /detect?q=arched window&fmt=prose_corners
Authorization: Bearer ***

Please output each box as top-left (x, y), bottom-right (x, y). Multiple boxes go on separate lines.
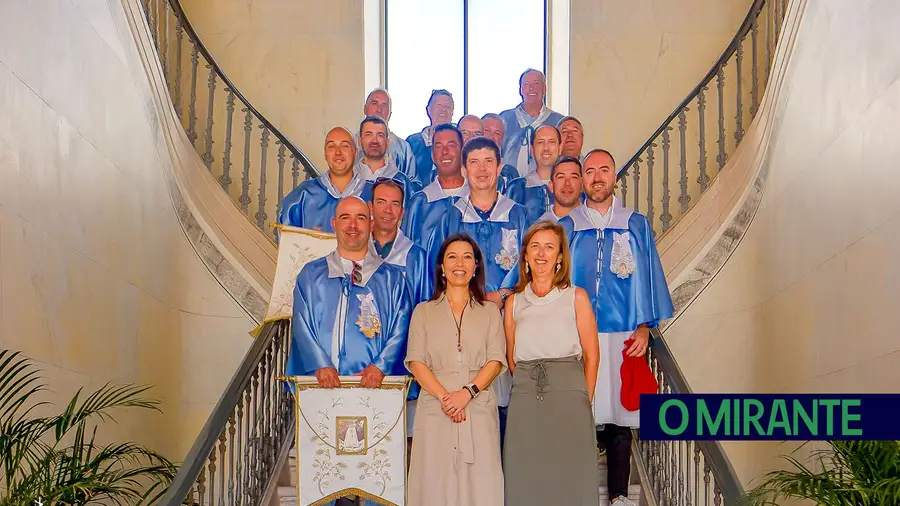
top-left (384, 0), bottom-right (548, 138)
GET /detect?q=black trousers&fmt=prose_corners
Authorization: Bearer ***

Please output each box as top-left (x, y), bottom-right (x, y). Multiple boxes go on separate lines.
top-left (597, 424), bottom-right (633, 499)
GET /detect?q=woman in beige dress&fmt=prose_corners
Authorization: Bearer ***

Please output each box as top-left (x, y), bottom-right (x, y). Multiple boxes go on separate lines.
top-left (404, 233), bottom-right (507, 506)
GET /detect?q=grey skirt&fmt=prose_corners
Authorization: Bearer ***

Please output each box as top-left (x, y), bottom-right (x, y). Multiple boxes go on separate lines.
top-left (503, 355), bottom-right (600, 506)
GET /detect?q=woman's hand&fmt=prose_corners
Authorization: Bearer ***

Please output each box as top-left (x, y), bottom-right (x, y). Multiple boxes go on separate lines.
top-left (441, 390), bottom-right (472, 422)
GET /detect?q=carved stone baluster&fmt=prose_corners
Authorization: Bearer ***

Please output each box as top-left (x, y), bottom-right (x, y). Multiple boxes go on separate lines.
top-left (698, 87), bottom-right (709, 191)
top-left (660, 127), bottom-right (672, 232)
top-left (750, 14), bottom-right (760, 116)
top-left (678, 110), bottom-right (690, 213)
top-left (256, 126), bottom-right (270, 230)
top-left (220, 90), bottom-right (235, 190)
top-left (716, 66), bottom-right (727, 170)
top-left (202, 65), bottom-right (216, 168)
top-left (227, 413), bottom-right (236, 506)
top-left (239, 109), bottom-right (252, 215)
top-left (735, 39), bottom-right (745, 144)
top-left (275, 143), bottom-right (286, 241)
top-left (187, 43), bottom-right (200, 146)
top-left (646, 144), bottom-right (655, 235)
top-left (632, 158), bottom-right (640, 213)
top-left (291, 156), bottom-right (301, 190)
top-left (173, 19), bottom-right (183, 117)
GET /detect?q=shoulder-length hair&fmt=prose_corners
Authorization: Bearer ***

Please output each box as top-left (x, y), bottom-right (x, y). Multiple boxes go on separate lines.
top-left (514, 220), bottom-right (572, 293)
top-left (430, 233), bottom-right (487, 304)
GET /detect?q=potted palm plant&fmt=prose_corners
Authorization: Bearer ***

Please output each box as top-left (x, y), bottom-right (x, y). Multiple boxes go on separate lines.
top-left (0, 349), bottom-right (178, 505)
top-left (742, 440), bottom-right (900, 505)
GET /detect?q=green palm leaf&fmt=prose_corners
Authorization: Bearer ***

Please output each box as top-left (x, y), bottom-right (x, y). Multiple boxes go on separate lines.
top-left (0, 350), bottom-right (179, 505)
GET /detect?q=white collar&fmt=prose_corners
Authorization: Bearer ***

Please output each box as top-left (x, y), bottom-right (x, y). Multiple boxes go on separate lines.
top-left (524, 170), bottom-right (547, 188)
top-left (356, 159), bottom-right (400, 180)
top-left (570, 196), bottom-right (633, 232)
top-left (515, 103), bottom-right (552, 128)
top-left (422, 179), bottom-right (470, 203)
top-left (325, 249), bottom-right (383, 286)
top-left (318, 171), bottom-right (365, 199)
top-left (369, 229), bottom-right (415, 266)
top-left (454, 193), bottom-right (516, 223)
top-left (421, 126), bottom-right (434, 146)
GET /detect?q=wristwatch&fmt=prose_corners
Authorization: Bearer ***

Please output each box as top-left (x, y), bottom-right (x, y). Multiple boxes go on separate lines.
top-left (464, 383), bottom-right (480, 399)
top-left (499, 289), bottom-right (510, 306)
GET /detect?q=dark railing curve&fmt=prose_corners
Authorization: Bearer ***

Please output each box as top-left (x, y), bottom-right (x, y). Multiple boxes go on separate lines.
top-left (617, 0), bottom-right (787, 239)
top-left (141, 0), bottom-right (320, 242)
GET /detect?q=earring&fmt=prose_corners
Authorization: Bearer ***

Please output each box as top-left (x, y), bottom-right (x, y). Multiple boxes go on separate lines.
top-left (525, 263), bottom-right (530, 274)
top-left (555, 262), bottom-right (561, 272)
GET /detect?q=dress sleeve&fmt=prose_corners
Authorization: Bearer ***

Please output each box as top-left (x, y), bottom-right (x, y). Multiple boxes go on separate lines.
top-left (403, 303), bottom-right (428, 372)
top-left (484, 304), bottom-right (508, 374)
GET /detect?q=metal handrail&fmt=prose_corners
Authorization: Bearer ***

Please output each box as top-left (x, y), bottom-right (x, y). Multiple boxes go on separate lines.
top-left (616, 0), bottom-right (788, 239)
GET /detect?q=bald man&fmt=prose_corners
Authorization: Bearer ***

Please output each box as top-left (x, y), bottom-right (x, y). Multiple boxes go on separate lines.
top-left (355, 88), bottom-right (420, 187)
top-left (286, 196), bottom-right (413, 394)
top-left (278, 127), bottom-right (374, 233)
top-left (499, 69), bottom-right (564, 176)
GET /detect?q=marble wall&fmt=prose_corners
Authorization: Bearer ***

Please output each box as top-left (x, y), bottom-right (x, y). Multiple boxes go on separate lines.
top-left (178, 0), bottom-right (366, 171)
top-left (0, 0), bottom-right (256, 459)
top-left (662, 0), bottom-right (900, 486)
top-left (570, 0), bottom-right (753, 165)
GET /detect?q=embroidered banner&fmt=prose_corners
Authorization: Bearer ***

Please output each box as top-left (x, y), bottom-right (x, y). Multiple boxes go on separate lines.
top-left (262, 225), bottom-right (336, 326)
top-left (289, 376), bottom-right (409, 506)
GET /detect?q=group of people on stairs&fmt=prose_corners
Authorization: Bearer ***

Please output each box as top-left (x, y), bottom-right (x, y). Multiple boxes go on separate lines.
top-left (280, 68), bottom-right (674, 506)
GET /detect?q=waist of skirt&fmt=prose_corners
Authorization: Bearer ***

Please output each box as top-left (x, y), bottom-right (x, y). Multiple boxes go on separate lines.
top-left (513, 355), bottom-right (587, 401)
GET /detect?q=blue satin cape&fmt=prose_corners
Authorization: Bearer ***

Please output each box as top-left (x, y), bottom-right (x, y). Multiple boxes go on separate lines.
top-left (506, 170), bottom-right (554, 223)
top-left (401, 180), bottom-right (470, 246)
top-left (286, 250), bottom-right (412, 380)
top-left (564, 200), bottom-right (674, 332)
top-left (425, 194), bottom-right (531, 293)
top-left (277, 172), bottom-right (373, 233)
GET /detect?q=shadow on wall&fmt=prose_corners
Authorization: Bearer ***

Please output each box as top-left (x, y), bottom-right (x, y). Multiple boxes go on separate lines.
top-left (660, 0), bottom-right (900, 488)
top-left (0, 0), bottom-right (257, 460)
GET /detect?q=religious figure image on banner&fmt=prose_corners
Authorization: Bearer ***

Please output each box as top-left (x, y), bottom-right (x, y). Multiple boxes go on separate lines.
top-left (254, 225), bottom-right (336, 335)
top-left (288, 376), bottom-right (409, 506)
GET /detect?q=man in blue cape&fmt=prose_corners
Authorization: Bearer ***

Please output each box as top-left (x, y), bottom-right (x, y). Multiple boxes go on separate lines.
top-left (355, 88), bottom-right (420, 187)
top-left (286, 196), bottom-right (412, 390)
top-left (401, 124), bottom-right (469, 246)
top-left (539, 155), bottom-right (584, 228)
top-left (506, 124), bottom-right (561, 223)
top-left (423, 137), bottom-right (531, 444)
top-left (481, 113), bottom-right (523, 193)
top-left (406, 89), bottom-right (454, 186)
top-left (355, 116), bottom-right (418, 207)
top-left (498, 69), bottom-right (564, 176)
top-left (563, 149), bottom-right (674, 506)
top-left (277, 126), bottom-right (372, 233)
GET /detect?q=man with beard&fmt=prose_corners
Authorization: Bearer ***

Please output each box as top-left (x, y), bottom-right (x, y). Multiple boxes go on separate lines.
top-left (277, 126), bottom-right (372, 233)
top-left (499, 69), bottom-right (564, 176)
top-left (506, 124), bottom-right (561, 223)
top-left (401, 124), bottom-right (469, 245)
top-left (564, 149), bottom-right (674, 506)
top-left (286, 195), bottom-right (412, 388)
top-left (540, 155), bottom-right (584, 225)
top-left (356, 116), bottom-right (418, 206)
top-left (558, 116), bottom-right (585, 159)
top-left (406, 89), bottom-right (454, 187)
top-left (423, 137), bottom-right (530, 445)
top-left (357, 88), bottom-right (420, 187)
top-left (482, 113), bottom-right (525, 193)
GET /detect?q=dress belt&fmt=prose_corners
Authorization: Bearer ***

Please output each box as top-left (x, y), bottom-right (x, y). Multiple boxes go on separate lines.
top-left (518, 355), bottom-right (582, 401)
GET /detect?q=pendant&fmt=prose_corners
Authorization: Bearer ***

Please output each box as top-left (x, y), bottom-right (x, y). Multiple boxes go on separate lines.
top-left (457, 347), bottom-right (462, 363)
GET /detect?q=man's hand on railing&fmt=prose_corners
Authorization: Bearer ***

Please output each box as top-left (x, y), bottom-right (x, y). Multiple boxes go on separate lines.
top-left (315, 367), bottom-right (341, 388)
top-left (356, 364), bottom-right (386, 389)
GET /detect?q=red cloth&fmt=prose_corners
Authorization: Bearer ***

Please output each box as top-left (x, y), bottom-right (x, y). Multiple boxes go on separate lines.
top-left (620, 338), bottom-right (658, 411)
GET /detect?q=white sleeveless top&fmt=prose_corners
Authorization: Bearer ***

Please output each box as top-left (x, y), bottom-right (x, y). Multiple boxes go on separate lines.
top-left (512, 284), bottom-right (583, 362)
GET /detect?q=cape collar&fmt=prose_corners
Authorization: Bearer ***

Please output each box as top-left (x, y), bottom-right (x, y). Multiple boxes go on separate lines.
top-left (325, 248), bottom-right (383, 286)
top-left (369, 229), bottom-right (414, 267)
top-left (422, 179), bottom-right (470, 203)
top-left (356, 158), bottom-right (400, 180)
top-left (454, 193), bottom-right (516, 223)
top-left (570, 196), bottom-right (633, 232)
top-left (318, 171), bottom-right (365, 199)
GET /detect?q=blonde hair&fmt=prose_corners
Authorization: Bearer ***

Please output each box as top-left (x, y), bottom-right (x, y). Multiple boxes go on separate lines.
top-left (514, 220), bottom-right (572, 293)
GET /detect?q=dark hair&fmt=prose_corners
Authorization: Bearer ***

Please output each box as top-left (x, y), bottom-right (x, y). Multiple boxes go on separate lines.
top-left (359, 115), bottom-right (388, 136)
top-left (583, 148), bottom-right (617, 172)
top-left (461, 137), bottom-right (501, 167)
top-left (550, 155), bottom-right (582, 179)
top-left (518, 68), bottom-right (545, 88)
top-left (427, 89), bottom-right (453, 108)
top-left (371, 177), bottom-right (405, 208)
top-left (433, 123), bottom-right (463, 146)
top-left (431, 233), bottom-right (487, 305)
top-left (557, 115), bottom-right (583, 130)
top-left (530, 124), bottom-right (561, 146)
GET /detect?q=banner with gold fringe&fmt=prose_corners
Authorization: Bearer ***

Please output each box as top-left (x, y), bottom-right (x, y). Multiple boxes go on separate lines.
top-left (287, 376), bottom-right (409, 506)
top-left (251, 225), bottom-right (336, 336)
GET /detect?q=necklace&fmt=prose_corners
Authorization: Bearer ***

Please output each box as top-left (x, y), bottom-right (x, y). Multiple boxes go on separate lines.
top-left (450, 296), bottom-right (469, 362)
